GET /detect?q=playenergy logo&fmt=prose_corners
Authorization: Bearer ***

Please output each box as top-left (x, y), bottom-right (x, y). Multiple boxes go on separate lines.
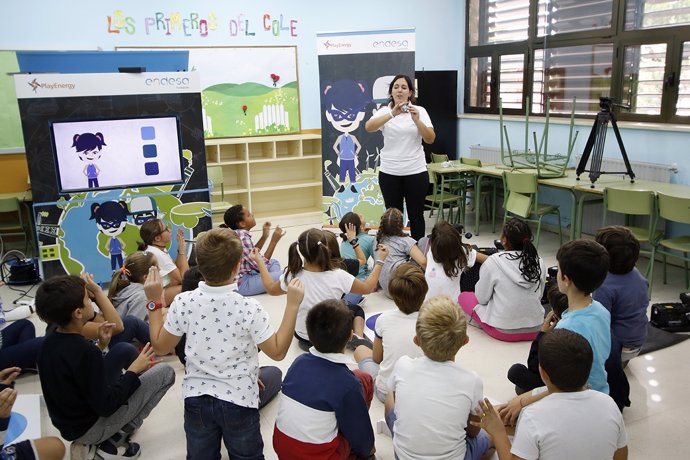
top-left (145, 76), bottom-right (191, 89)
top-left (27, 78), bottom-right (76, 92)
top-left (323, 40), bottom-right (352, 49)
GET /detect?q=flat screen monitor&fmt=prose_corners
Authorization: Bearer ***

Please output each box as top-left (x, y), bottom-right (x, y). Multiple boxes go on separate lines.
top-left (49, 115), bottom-right (184, 193)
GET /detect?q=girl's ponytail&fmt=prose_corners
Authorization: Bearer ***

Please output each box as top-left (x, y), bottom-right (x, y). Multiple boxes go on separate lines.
top-left (108, 267), bottom-right (132, 299)
top-left (286, 241), bottom-right (303, 280)
top-left (503, 217), bottom-right (542, 284)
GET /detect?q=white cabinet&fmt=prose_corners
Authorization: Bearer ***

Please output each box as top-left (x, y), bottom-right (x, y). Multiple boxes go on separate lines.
top-left (205, 133), bottom-right (323, 226)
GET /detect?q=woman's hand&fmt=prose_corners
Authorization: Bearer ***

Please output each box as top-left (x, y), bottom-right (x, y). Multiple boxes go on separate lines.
top-left (391, 101), bottom-right (409, 117)
top-left (407, 104), bottom-right (421, 122)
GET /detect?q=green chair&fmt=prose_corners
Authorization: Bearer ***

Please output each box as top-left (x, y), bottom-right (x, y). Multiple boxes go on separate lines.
top-left (426, 168), bottom-right (466, 223)
top-left (207, 165), bottom-right (232, 215)
top-left (602, 188), bottom-right (662, 279)
top-left (460, 157), bottom-right (502, 233)
top-left (502, 170), bottom-right (562, 247)
top-left (0, 198), bottom-right (30, 254)
top-left (649, 192), bottom-right (690, 293)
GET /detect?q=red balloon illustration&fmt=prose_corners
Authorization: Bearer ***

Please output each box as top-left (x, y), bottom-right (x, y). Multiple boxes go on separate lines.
top-left (242, 105), bottom-right (248, 116)
top-left (270, 74), bottom-right (280, 87)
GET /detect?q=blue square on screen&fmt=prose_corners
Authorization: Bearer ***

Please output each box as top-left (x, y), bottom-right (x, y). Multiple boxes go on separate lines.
top-left (141, 126), bottom-right (156, 140)
top-left (144, 162), bottom-right (159, 176)
top-left (143, 144), bottom-right (158, 158)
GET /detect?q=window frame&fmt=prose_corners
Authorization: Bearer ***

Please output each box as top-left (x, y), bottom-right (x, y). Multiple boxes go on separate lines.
top-left (464, 0), bottom-right (690, 124)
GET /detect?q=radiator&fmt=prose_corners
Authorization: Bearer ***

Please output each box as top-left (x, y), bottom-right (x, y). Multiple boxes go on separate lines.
top-left (468, 144), bottom-right (503, 165)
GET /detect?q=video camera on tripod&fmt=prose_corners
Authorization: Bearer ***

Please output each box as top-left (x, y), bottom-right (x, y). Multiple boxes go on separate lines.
top-left (576, 96), bottom-right (636, 187)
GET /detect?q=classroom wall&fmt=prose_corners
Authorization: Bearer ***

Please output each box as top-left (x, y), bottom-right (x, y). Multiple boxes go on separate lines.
top-left (0, 0), bottom-right (462, 131)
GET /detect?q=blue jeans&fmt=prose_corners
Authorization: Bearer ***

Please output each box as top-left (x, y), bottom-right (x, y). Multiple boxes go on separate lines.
top-left (237, 260), bottom-right (281, 296)
top-left (184, 395), bottom-right (264, 460)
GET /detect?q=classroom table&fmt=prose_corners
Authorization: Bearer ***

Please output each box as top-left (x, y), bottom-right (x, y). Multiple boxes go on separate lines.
top-left (427, 161), bottom-right (690, 240)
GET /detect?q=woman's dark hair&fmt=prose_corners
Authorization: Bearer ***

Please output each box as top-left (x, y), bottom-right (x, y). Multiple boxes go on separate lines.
top-left (338, 212), bottom-right (363, 241)
top-left (286, 228), bottom-right (337, 280)
top-left (502, 217), bottom-right (542, 285)
top-left (429, 221), bottom-right (469, 278)
top-left (387, 74), bottom-right (417, 106)
top-left (377, 208), bottom-right (405, 245)
top-left (137, 218), bottom-right (165, 250)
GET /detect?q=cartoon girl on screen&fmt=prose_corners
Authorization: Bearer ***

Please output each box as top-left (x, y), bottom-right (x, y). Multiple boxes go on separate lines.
top-left (323, 80), bottom-right (369, 193)
top-left (72, 132), bottom-right (106, 188)
top-left (90, 200), bottom-right (128, 271)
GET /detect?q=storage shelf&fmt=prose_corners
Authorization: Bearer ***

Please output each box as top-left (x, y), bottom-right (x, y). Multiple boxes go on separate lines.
top-left (204, 133), bottom-right (323, 226)
top-left (251, 181), bottom-right (321, 192)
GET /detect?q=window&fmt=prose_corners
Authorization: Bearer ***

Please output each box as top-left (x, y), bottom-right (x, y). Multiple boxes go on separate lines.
top-left (465, 0), bottom-right (690, 123)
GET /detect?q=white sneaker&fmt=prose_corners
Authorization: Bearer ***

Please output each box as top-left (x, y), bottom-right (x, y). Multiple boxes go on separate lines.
top-left (70, 442), bottom-right (97, 460)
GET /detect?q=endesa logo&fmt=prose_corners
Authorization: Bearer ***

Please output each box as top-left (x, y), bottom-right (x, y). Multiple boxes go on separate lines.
top-left (372, 39), bottom-right (410, 49)
top-left (145, 76), bottom-right (190, 89)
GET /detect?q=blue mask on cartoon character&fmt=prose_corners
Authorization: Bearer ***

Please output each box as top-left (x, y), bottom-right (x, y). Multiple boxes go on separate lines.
top-left (131, 211), bottom-right (157, 226)
top-left (326, 105), bottom-right (365, 134)
top-left (96, 218), bottom-right (126, 236)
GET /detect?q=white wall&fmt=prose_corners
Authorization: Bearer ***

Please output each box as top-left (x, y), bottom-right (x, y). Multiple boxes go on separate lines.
top-left (1, 0), bottom-right (462, 129)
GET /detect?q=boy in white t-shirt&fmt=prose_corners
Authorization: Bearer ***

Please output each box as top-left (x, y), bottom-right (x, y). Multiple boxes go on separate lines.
top-left (146, 228), bottom-right (305, 459)
top-left (385, 295), bottom-right (491, 460)
top-left (476, 328), bottom-right (628, 460)
top-left (354, 263), bottom-right (427, 402)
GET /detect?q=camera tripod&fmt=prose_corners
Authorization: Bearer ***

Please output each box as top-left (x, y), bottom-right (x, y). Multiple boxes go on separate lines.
top-left (576, 97), bottom-right (635, 187)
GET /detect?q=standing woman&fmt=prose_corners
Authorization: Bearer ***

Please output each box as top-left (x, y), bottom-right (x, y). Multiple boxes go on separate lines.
top-left (365, 74), bottom-right (435, 240)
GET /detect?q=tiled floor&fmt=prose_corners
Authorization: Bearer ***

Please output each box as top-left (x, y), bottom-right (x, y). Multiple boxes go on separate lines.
top-left (5, 212), bottom-right (690, 459)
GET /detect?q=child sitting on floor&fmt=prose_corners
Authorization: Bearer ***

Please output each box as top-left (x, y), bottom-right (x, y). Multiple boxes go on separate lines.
top-left (338, 212), bottom-right (376, 280)
top-left (138, 218), bottom-right (188, 305)
top-left (458, 217), bottom-right (545, 342)
top-left (594, 225), bottom-right (648, 411)
top-left (477, 329), bottom-right (627, 460)
top-left (423, 220), bottom-right (487, 301)
top-left (354, 263), bottom-right (427, 402)
top-left (36, 275), bottom-right (175, 459)
top-left (386, 295), bottom-right (491, 460)
top-left (146, 228), bottom-right (304, 459)
top-left (376, 208), bottom-right (426, 296)
top-left (109, 251), bottom-right (157, 321)
top-left (254, 227), bottom-right (389, 350)
top-left (273, 299), bottom-right (375, 460)
top-left (223, 204), bottom-right (286, 296)
top-left (496, 239), bottom-right (612, 427)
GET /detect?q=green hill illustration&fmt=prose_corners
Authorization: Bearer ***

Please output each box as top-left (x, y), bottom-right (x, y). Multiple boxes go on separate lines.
top-left (202, 82), bottom-right (300, 137)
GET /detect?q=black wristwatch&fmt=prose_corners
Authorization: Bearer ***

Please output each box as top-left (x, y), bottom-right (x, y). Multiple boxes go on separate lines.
top-left (349, 237), bottom-right (359, 246)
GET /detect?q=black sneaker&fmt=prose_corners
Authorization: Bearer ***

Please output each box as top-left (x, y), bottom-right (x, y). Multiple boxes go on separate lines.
top-left (347, 335), bottom-right (373, 350)
top-left (95, 440), bottom-right (141, 459)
